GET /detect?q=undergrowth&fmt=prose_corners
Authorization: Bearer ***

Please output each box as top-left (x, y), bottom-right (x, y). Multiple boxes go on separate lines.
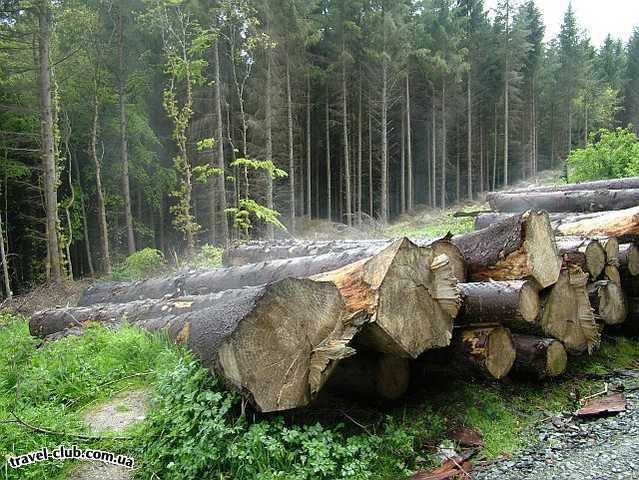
top-left (1, 310), bottom-right (639, 480)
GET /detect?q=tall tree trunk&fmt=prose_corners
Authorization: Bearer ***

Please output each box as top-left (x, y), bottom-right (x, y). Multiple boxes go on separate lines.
top-left (503, 0), bottom-right (510, 186)
top-left (400, 103), bottom-right (406, 214)
top-left (118, 11), bottom-right (135, 256)
top-left (479, 123), bottom-right (484, 193)
top-left (357, 76), bottom-right (363, 225)
top-left (432, 89), bottom-right (437, 207)
top-left (492, 103), bottom-right (497, 190)
top-left (0, 210), bottom-right (11, 299)
top-left (72, 152), bottom-right (94, 277)
top-left (213, 40), bottom-right (228, 246)
top-left (342, 51), bottom-right (351, 227)
top-left (38, 0), bottom-right (62, 283)
top-left (441, 82), bottom-right (447, 209)
top-left (567, 104), bottom-right (572, 157)
top-left (456, 125), bottom-right (460, 203)
top-left (467, 73), bottom-right (472, 200)
top-left (325, 85), bottom-right (332, 221)
top-left (286, 54), bottom-right (296, 234)
top-left (306, 73), bottom-right (312, 218)
top-left (368, 105), bottom-right (373, 217)
top-left (91, 87), bottom-right (111, 275)
top-left (406, 74), bottom-right (413, 211)
top-left (265, 40), bottom-right (274, 239)
top-left (381, 56), bottom-right (389, 223)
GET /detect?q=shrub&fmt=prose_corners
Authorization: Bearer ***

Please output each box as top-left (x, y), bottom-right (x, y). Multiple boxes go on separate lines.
top-left (112, 248), bottom-right (167, 281)
top-left (187, 244), bottom-right (224, 269)
top-left (567, 128), bottom-right (639, 182)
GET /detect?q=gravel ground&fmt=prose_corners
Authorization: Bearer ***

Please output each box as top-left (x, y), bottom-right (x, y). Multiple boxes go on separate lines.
top-left (475, 374), bottom-right (639, 480)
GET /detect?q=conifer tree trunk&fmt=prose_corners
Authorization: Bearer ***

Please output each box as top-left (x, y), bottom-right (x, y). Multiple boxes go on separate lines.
top-left (286, 54), bottom-right (296, 234)
top-left (492, 103), bottom-right (497, 190)
top-left (357, 77), bottom-right (362, 225)
top-left (265, 38), bottom-right (274, 239)
top-left (503, 0), bottom-right (510, 186)
top-left (306, 74), bottom-right (312, 218)
top-left (368, 106), bottom-right (373, 217)
top-left (467, 73), bottom-right (472, 200)
top-left (400, 104), bottom-right (406, 214)
top-left (118, 11), bottom-right (135, 256)
top-left (342, 50), bottom-right (352, 226)
top-left (432, 90), bottom-right (437, 206)
top-left (326, 85), bottom-right (332, 221)
top-left (381, 53), bottom-right (389, 223)
top-left (479, 123), bottom-right (484, 193)
top-left (441, 82), bottom-right (447, 209)
top-left (213, 40), bottom-right (228, 246)
top-left (73, 154), bottom-right (94, 277)
top-left (38, 0), bottom-right (62, 283)
top-left (0, 211), bottom-right (11, 299)
top-left (406, 74), bottom-right (413, 211)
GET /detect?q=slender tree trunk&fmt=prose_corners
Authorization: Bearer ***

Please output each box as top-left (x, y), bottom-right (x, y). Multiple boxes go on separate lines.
top-left (306, 73), bottom-right (312, 218)
top-left (400, 103), bottom-right (406, 214)
top-left (265, 40), bottom-right (274, 239)
top-left (357, 76), bottom-right (362, 225)
top-left (91, 87), bottom-right (111, 275)
top-left (441, 82), bottom-right (447, 209)
top-left (503, 0), bottom-right (510, 186)
top-left (467, 73), bottom-right (472, 200)
top-left (456, 125), bottom-right (460, 203)
top-left (584, 104), bottom-right (589, 146)
top-left (325, 85), bottom-right (332, 221)
top-left (381, 56), bottom-right (388, 223)
top-left (492, 103), bottom-right (497, 190)
top-left (342, 51), bottom-right (351, 227)
top-left (286, 54), bottom-right (296, 234)
top-left (479, 123), bottom-right (484, 193)
top-left (432, 90), bottom-right (436, 207)
top-left (118, 11), bottom-right (135, 256)
top-left (38, 0), bottom-right (61, 283)
top-left (73, 152), bottom-right (94, 277)
top-left (567, 104), bottom-right (572, 157)
top-left (0, 210), bottom-right (11, 299)
top-left (368, 105), bottom-right (373, 217)
top-left (406, 74), bottom-right (413, 211)
top-left (551, 103), bottom-right (556, 168)
top-left (213, 40), bottom-right (228, 246)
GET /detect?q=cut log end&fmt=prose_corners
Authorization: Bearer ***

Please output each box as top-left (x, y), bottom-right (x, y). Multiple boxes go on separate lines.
top-left (589, 280), bottom-right (627, 326)
top-left (604, 265), bottom-right (621, 285)
top-left (545, 340), bottom-right (569, 377)
top-left (619, 243), bottom-right (639, 276)
top-left (453, 326), bottom-right (516, 380)
top-left (520, 281), bottom-right (541, 323)
top-left (511, 334), bottom-right (567, 378)
top-left (584, 240), bottom-right (606, 278)
top-left (523, 211), bottom-right (563, 289)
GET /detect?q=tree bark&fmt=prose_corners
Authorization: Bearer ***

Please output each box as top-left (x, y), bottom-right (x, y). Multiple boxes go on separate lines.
top-left (306, 74), bottom-right (312, 218)
top-left (487, 189), bottom-right (639, 214)
top-left (541, 266), bottom-right (600, 355)
top-left (450, 326), bottom-right (516, 380)
top-left (452, 210), bottom-right (561, 288)
top-left (406, 73), bottom-right (413, 211)
top-left (556, 236), bottom-right (606, 279)
top-left (286, 53), bottom-right (296, 234)
top-left (0, 210), bottom-right (11, 299)
top-left (264, 33), bottom-right (274, 240)
top-left (357, 77), bottom-right (363, 225)
top-left (400, 104), bottom-right (406, 214)
top-left (500, 176), bottom-right (639, 194)
top-left (368, 105), bottom-right (373, 217)
top-left (33, 278), bottom-right (357, 413)
top-left (441, 82), bottom-right (447, 209)
top-left (503, 0), bottom-right (510, 187)
top-left (467, 72), bottom-right (472, 200)
top-left (213, 40), bottom-right (228, 246)
top-left (432, 87), bottom-right (437, 207)
top-left (510, 334), bottom-right (567, 379)
top-left (380, 54), bottom-right (388, 223)
top-left (588, 280), bottom-right (627, 326)
top-left (118, 10), bottom-right (135, 256)
top-left (38, 0), bottom-right (62, 283)
top-left (325, 85), bottom-right (332, 221)
top-left (73, 149), bottom-right (94, 277)
top-left (342, 48), bottom-right (351, 227)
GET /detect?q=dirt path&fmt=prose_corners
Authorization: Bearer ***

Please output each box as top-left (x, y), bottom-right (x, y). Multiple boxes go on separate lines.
top-left (66, 389), bottom-right (148, 480)
top-left (475, 373), bottom-right (639, 480)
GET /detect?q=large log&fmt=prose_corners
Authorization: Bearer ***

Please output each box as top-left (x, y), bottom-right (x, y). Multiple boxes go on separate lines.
top-left (456, 281), bottom-right (540, 331)
top-left (555, 237), bottom-right (606, 279)
top-left (487, 189), bottom-right (639, 213)
top-left (452, 210), bottom-right (561, 288)
top-left (312, 239), bottom-right (461, 358)
top-left (222, 237), bottom-right (468, 283)
top-left (32, 278), bottom-right (358, 413)
top-left (510, 334), bottom-right (568, 379)
top-left (541, 266), bottom-right (600, 355)
top-left (78, 244), bottom-right (388, 306)
top-left (619, 243), bottom-right (639, 276)
top-left (499, 176), bottom-right (639, 194)
top-left (449, 326), bottom-right (516, 379)
top-left (588, 280), bottom-right (627, 326)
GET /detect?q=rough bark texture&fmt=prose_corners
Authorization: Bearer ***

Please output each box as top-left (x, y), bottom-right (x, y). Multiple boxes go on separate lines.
top-left (449, 326), bottom-right (516, 379)
top-left (556, 237), bottom-right (606, 279)
top-left (32, 278), bottom-right (356, 413)
top-left (487, 189), bottom-right (639, 213)
top-left (510, 334), bottom-right (567, 379)
top-left (541, 266), bottom-right (600, 355)
top-left (452, 210), bottom-right (561, 288)
top-left (619, 243), bottom-right (639, 276)
top-left (456, 281), bottom-right (540, 331)
top-left (588, 280), bottom-right (627, 326)
top-left (500, 176), bottom-right (639, 194)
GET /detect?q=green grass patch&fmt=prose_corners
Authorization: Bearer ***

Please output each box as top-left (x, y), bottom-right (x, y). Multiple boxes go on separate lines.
top-left (384, 207), bottom-right (477, 239)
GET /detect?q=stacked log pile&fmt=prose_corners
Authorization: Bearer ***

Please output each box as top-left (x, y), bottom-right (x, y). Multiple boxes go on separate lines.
top-left (29, 178), bottom-right (639, 412)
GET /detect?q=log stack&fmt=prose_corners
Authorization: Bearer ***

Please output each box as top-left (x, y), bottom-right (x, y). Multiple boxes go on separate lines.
top-left (29, 177), bottom-right (639, 411)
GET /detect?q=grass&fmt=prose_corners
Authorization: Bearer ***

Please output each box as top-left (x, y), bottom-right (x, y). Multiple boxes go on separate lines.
top-left (384, 207), bottom-right (478, 238)
top-left (1, 311), bottom-right (639, 480)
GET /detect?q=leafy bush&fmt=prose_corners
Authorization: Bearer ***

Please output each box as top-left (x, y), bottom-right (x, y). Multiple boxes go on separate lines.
top-left (567, 128), bottom-right (639, 182)
top-left (187, 244), bottom-right (224, 269)
top-left (112, 248), bottom-right (167, 281)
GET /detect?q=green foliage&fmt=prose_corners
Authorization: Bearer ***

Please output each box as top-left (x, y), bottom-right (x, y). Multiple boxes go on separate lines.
top-left (112, 248), bottom-right (167, 281)
top-left (231, 157), bottom-right (288, 180)
top-left (567, 128), bottom-right (639, 182)
top-left (193, 164), bottom-right (224, 183)
top-left (187, 244), bottom-right (224, 269)
top-left (226, 199), bottom-right (285, 237)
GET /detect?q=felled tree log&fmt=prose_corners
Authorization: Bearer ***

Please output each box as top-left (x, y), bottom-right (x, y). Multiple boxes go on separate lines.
top-left (510, 334), bottom-right (568, 379)
top-left (588, 280), bottom-right (627, 326)
top-left (32, 278), bottom-right (357, 413)
top-left (312, 239), bottom-right (461, 358)
top-left (487, 189), bottom-right (639, 213)
top-left (449, 326), bottom-right (516, 379)
top-left (619, 243), bottom-right (639, 276)
top-left (499, 176), bottom-right (639, 194)
top-left (323, 352), bottom-right (411, 401)
top-left (452, 210), bottom-right (561, 288)
top-left (78, 245), bottom-right (392, 306)
top-left (456, 281), bottom-right (540, 331)
top-left (222, 236), bottom-right (467, 283)
top-left (604, 265), bottom-right (621, 285)
top-left (555, 237), bottom-right (606, 279)
top-left (541, 266), bottom-right (600, 355)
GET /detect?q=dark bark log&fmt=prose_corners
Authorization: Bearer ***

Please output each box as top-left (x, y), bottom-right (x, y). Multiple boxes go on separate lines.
top-left (452, 210), bottom-right (561, 288)
top-left (32, 278), bottom-right (356, 413)
top-left (449, 326), bottom-right (516, 379)
top-left (588, 280), bottom-right (627, 326)
top-left (510, 334), bottom-right (567, 379)
top-left (487, 189), bottom-right (639, 213)
top-left (541, 266), bottom-right (600, 355)
top-left (619, 243), bottom-right (639, 276)
top-left (500, 176), bottom-right (639, 194)
top-left (556, 237), bottom-right (606, 279)
top-left (324, 352), bottom-right (410, 401)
